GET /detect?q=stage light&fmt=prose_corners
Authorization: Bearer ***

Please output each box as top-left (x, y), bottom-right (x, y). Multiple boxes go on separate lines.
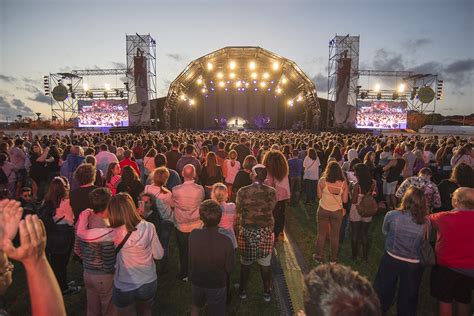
top-left (104, 83), bottom-right (111, 91)
top-left (249, 61), bottom-right (256, 70)
top-left (236, 81), bottom-right (242, 87)
top-left (242, 88), bottom-right (246, 91)
top-left (251, 72), bottom-right (257, 79)
top-left (254, 88), bottom-right (258, 91)
top-left (260, 82), bottom-right (267, 88)
top-left (189, 99), bottom-right (195, 105)
top-left (229, 61), bottom-right (236, 69)
top-left (211, 87), bottom-right (215, 91)
top-left (252, 80), bottom-right (257, 84)
top-left (271, 80), bottom-right (274, 84)
top-left (263, 72), bottom-right (269, 79)
top-left (272, 62), bottom-right (279, 71)
top-left (288, 100), bottom-right (293, 106)
top-left (297, 96), bottom-right (303, 102)
top-left (224, 88), bottom-right (228, 91)
top-left (197, 78), bottom-right (203, 85)
top-left (83, 83), bottom-right (89, 91)
top-left (217, 72), bottom-right (224, 79)
top-left (201, 88), bottom-right (206, 93)
top-left (245, 82), bottom-right (250, 87)
top-left (281, 77), bottom-right (288, 84)
top-left (219, 81), bottom-right (225, 87)
top-left (180, 94), bottom-right (187, 101)
top-left (207, 62), bottom-right (213, 70)
top-left (276, 87), bottom-right (282, 94)
top-left (229, 72), bottom-right (236, 79)
top-left (268, 88), bottom-right (272, 92)
top-left (226, 80), bottom-right (230, 84)
top-left (374, 83), bottom-right (381, 92)
top-left (398, 83), bottom-right (405, 93)
top-left (377, 92), bottom-right (382, 100)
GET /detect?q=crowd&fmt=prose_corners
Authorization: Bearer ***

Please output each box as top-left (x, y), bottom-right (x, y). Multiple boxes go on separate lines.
top-left (356, 107), bottom-right (407, 129)
top-left (79, 112), bottom-right (129, 127)
top-left (0, 129), bottom-right (473, 315)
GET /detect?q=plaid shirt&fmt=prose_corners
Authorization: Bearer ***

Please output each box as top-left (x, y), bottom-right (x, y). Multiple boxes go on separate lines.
top-left (238, 226), bottom-right (273, 262)
top-left (395, 176), bottom-right (441, 209)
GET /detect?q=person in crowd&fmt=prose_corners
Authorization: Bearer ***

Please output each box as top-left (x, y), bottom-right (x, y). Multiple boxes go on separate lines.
top-left (62, 145), bottom-right (85, 190)
top-left (234, 136), bottom-right (251, 165)
top-left (211, 183), bottom-right (237, 248)
top-left (119, 150), bottom-right (140, 176)
top-left (116, 165), bottom-right (144, 207)
top-left (70, 163), bottom-right (99, 219)
top-left (223, 150), bottom-right (240, 198)
top-left (303, 148), bottom-right (321, 204)
top-left (172, 164), bottom-right (205, 281)
top-left (215, 141), bottom-right (228, 166)
top-left (105, 162), bottom-right (122, 195)
top-left (144, 167), bottom-right (175, 274)
top-left (263, 150), bottom-right (290, 241)
top-left (382, 146), bottom-right (405, 211)
top-left (165, 140), bottom-right (182, 172)
top-left (288, 149), bottom-right (303, 205)
top-left (373, 187), bottom-right (429, 315)
top-left (137, 193), bottom-right (161, 238)
top-left (231, 155), bottom-right (257, 202)
top-left (76, 193), bottom-right (163, 316)
top-left (189, 200), bottom-right (235, 316)
top-left (413, 149), bottom-right (427, 175)
top-left (9, 138), bottom-right (27, 198)
top-left (303, 264), bottom-right (381, 316)
top-left (75, 188), bottom-right (117, 316)
top-left (115, 147), bottom-right (125, 161)
top-left (29, 143), bottom-right (53, 200)
top-left (349, 163), bottom-right (377, 261)
top-left (40, 177), bottom-right (79, 295)
top-left (235, 164), bottom-right (276, 302)
top-left (200, 152), bottom-right (224, 199)
top-left (95, 144), bottom-right (119, 175)
top-left (436, 163), bottom-right (474, 211)
top-left (85, 155), bottom-right (105, 187)
top-left (451, 144), bottom-right (474, 169)
top-left (1, 200), bottom-right (67, 315)
top-left (143, 148), bottom-right (157, 183)
top-left (428, 187), bottom-right (474, 316)
top-left (18, 187), bottom-right (36, 217)
top-left (176, 145), bottom-right (201, 177)
top-left (402, 143), bottom-right (416, 179)
top-left (437, 139), bottom-right (456, 179)
top-left (313, 161), bottom-right (349, 263)
top-left (395, 168), bottom-right (441, 210)
top-left (0, 153), bottom-right (16, 198)
top-left (358, 138), bottom-right (375, 160)
top-left (154, 153), bottom-right (182, 190)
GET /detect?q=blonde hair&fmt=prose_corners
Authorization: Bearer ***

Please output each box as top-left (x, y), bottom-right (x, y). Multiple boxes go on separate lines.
top-left (211, 182), bottom-right (228, 203)
top-left (108, 193), bottom-right (141, 231)
top-left (152, 166), bottom-right (170, 192)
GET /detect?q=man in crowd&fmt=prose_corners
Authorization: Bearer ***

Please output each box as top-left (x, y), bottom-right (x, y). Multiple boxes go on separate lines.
top-left (166, 140), bottom-right (182, 171)
top-left (189, 199), bottom-right (235, 316)
top-left (235, 164), bottom-right (276, 302)
top-left (234, 136), bottom-right (251, 165)
top-left (428, 187), bottom-right (474, 316)
top-left (119, 149), bottom-right (140, 176)
top-left (288, 149), bottom-right (303, 205)
top-left (402, 143), bottom-right (416, 178)
top-left (395, 167), bottom-right (441, 210)
top-left (95, 144), bottom-right (118, 174)
top-left (176, 145), bottom-right (201, 176)
top-left (9, 138), bottom-right (27, 197)
top-left (154, 153), bottom-right (182, 190)
top-left (172, 164), bottom-right (205, 281)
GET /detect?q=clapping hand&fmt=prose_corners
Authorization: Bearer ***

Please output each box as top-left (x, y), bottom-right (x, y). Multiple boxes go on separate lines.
top-left (0, 199), bottom-right (23, 243)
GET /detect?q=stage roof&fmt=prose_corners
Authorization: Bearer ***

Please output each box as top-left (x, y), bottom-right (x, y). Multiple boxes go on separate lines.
top-left (163, 46), bottom-right (321, 129)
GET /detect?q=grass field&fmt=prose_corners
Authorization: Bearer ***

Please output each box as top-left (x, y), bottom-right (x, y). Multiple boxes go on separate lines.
top-left (4, 235), bottom-right (281, 315)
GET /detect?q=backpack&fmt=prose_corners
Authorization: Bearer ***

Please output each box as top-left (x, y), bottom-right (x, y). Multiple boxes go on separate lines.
top-left (0, 168), bottom-right (9, 185)
top-left (356, 184), bottom-right (378, 218)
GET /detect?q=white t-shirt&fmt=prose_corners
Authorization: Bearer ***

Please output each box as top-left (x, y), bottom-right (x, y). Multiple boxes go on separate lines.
top-left (303, 156), bottom-right (320, 180)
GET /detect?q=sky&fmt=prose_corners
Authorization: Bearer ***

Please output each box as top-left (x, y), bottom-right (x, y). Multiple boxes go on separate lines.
top-left (0, 0), bottom-right (473, 121)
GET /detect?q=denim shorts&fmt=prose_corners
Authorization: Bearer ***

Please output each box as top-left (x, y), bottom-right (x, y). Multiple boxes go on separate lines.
top-left (112, 280), bottom-right (157, 308)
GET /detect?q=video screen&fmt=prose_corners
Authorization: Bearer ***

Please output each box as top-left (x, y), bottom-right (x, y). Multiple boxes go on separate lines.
top-left (356, 101), bottom-right (407, 129)
top-left (78, 99), bottom-right (129, 127)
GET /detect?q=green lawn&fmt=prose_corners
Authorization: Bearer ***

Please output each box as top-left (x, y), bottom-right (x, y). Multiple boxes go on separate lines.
top-left (286, 201), bottom-right (474, 316)
top-left (4, 235), bottom-right (281, 315)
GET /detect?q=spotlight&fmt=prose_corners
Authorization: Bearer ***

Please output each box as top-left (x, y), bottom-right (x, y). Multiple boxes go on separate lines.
top-left (219, 81), bottom-right (225, 87)
top-left (83, 83), bottom-right (89, 91)
top-left (249, 61), bottom-right (256, 70)
top-left (263, 72), bottom-right (269, 79)
top-left (297, 96), bottom-right (303, 102)
top-left (267, 88), bottom-right (271, 92)
top-left (236, 81), bottom-right (242, 87)
top-left (229, 72), bottom-right (236, 79)
top-left (245, 82), bottom-right (249, 87)
top-left (229, 61), bottom-right (236, 69)
top-left (260, 82), bottom-right (266, 88)
top-left (272, 62), bottom-right (279, 70)
top-left (217, 72), bottom-right (224, 79)
top-left (197, 78), bottom-right (203, 85)
top-left (251, 72), bottom-right (257, 79)
top-left (180, 94), bottom-right (187, 101)
top-left (398, 83), bottom-right (405, 93)
top-left (207, 62), bottom-right (213, 70)
top-left (189, 99), bottom-right (195, 105)
top-left (253, 80), bottom-right (257, 84)
top-left (288, 100), bottom-right (294, 106)
top-left (281, 77), bottom-right (287, 84)
top-left (276, 87), bottom-right (282, 94)
top-left (254, 88), bottom-right (258, 91)
top-left (224, 88), bottom-right (228, 91)
top-left (374, 83), bottom-right (381, 92)
top-left (201, 88), bottom-right (206, 93)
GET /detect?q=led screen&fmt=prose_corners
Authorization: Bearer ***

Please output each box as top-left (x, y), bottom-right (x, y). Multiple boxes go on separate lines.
top-left (78, 99), bottom-right (128, 127)
top-left (356, 101), bottom-right (407, 129)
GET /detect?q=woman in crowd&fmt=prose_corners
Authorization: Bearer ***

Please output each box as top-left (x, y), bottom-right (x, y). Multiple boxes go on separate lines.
top-left (303, 148), bottom-right (320, 204)
top-left (41, 177), bottom-right (79, 295)
top-left (313, 161), bottom-right (349, 263)
top-left (223, 150), bottom-right (241, 198)
top-left (105, 162), bottom-right (122, 195)
top-left (435, 163), bottom-right (474, 211)
top-left (373, 187), bottom-right (429, 316)
top-left (29, 143), bottom-right (53, 200)
top-left (413, 149), bottom-right (426, 175)
top-left (76, 193), bottom-right (163, 316)
top-left (0, 153), bottom-right (17, 198)
top-left (382, 147), bottom-right (405, 211)
top-left (144, 167), bottom-right (174, 274)
top-left (451, 144), bottom-right (473, 168)
top-left (363, 151), bottom-right (377, 178)
top-left (200, 152), bottom-right (224, 199)
top-left (231, 155), bottom-right (257, 201)
top-left (263, 150), bottom-right (290, 240)
top-left (349, 163), bottom-right (377, 261)
top-left (211, 182), bottom-right (237, 249)
top-left (143, 148), bottom-right (157, 183)
top-left (117, 166), bottom-right (144, 207)
top-left (85, 155), bottom-right (105, 187)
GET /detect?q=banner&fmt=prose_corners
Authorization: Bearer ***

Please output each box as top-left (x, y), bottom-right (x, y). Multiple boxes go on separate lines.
top-left (334, 57), bottom-right (351, 125)
top-left (129, 51), bottom-right (151, 126)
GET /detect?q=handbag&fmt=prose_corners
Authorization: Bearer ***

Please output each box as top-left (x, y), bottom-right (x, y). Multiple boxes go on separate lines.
top-left (419, 222), bottom-right (436, 267)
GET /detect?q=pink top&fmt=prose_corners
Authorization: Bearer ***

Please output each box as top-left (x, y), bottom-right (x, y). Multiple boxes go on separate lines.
top-left (107, 175), bottom-right (121, 195)
top-left (224, 160), bottom-right (241, 184)
top-left (218, 202), bottom-right (236, 231)
top-left (54, 198), bottom-right (74, 226)
top-left (265, 175), bottom-right (291, 201)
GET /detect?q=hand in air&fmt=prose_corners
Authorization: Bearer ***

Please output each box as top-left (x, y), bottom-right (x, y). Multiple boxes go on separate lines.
top-left (0, 199), bottom-right (23, 243)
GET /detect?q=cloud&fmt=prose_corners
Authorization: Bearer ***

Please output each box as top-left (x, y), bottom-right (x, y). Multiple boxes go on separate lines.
top-left (403, 38), bottom-right (432, 53)
top-left (166, 53), bottom-right (185, 62)
top-left (311, 73), bottom-right (328, 92)
top-left (0, 96), bottom-right (34, 119)
top-left (29, 92), bottom-right (51, 104)
top-left (372, 49), bottom-right (405, 71)
top-left (0, 74), bottom-right (16, 82)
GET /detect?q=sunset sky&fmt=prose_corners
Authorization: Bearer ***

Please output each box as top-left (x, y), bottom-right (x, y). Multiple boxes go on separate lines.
top-left (0, 0), bottom-right (473, 120)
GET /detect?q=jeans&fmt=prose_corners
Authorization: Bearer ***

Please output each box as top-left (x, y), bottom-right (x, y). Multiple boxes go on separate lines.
top-left (314, 207), bottom-right (343, 261)
top-left (112, 280), bottom-right (157, 309)
top-left (304, 179), bottom-right (317, 203)
top-left (289, 176), bottom-right (301, 204)
top-left (175, 228), bottom-right (190, 277)
top-left (157, 220), bottom-right (174, 272)
top-left (273, 200), bottom-right (286, 237)
top-left (373, 252), bottom-right (423, 316)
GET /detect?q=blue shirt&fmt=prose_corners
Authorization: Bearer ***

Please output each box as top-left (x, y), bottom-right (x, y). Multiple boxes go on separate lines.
top-left (288, 157), bottom-right (303, 177)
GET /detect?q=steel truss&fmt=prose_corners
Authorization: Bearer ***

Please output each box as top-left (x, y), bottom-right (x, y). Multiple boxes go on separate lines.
top-left (327, 34), bottom-right (360, 128)
top-left (356, 70), bottom-right (439, 113)
top-left (126, 34), bottom-right (157, 106)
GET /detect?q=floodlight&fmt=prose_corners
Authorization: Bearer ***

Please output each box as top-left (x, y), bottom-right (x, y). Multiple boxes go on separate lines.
top-left (104, 83), bottom-right (111, 91)
top-left (229, 73), bottom-right (236, 79)
top-left (249, 61), bottom-right (256, 70)
top-left (83, 83), bottom-right (89, 91)
top-left (207, 62), bottom-right (213, 70)
top-left (281, 77), bottom-right (288, 84)
top-left (272, 62), bottom-right (279, 70)
top-left (398, 83), bottom-right (405, 93)
top-left (263, 72), bottom-right (270, 79)
top-left (217, 72), bottom-right (224, 79)
top-left (260, 82), bottom-right (266, 88)
top-left (197, 78), bottom-right (202, 85)
top-left (251, 72), bottom-right (257, 79)
top-left (229, 61), bottom-right (236, 69)
top-left (219, 81), bottom-right (225, 87)
top-left (374, 84), bottom-right (380, 92)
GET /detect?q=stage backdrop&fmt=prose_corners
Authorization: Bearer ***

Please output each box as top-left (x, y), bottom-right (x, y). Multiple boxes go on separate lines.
top-left (199, 90), bottom-right (279, 129)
